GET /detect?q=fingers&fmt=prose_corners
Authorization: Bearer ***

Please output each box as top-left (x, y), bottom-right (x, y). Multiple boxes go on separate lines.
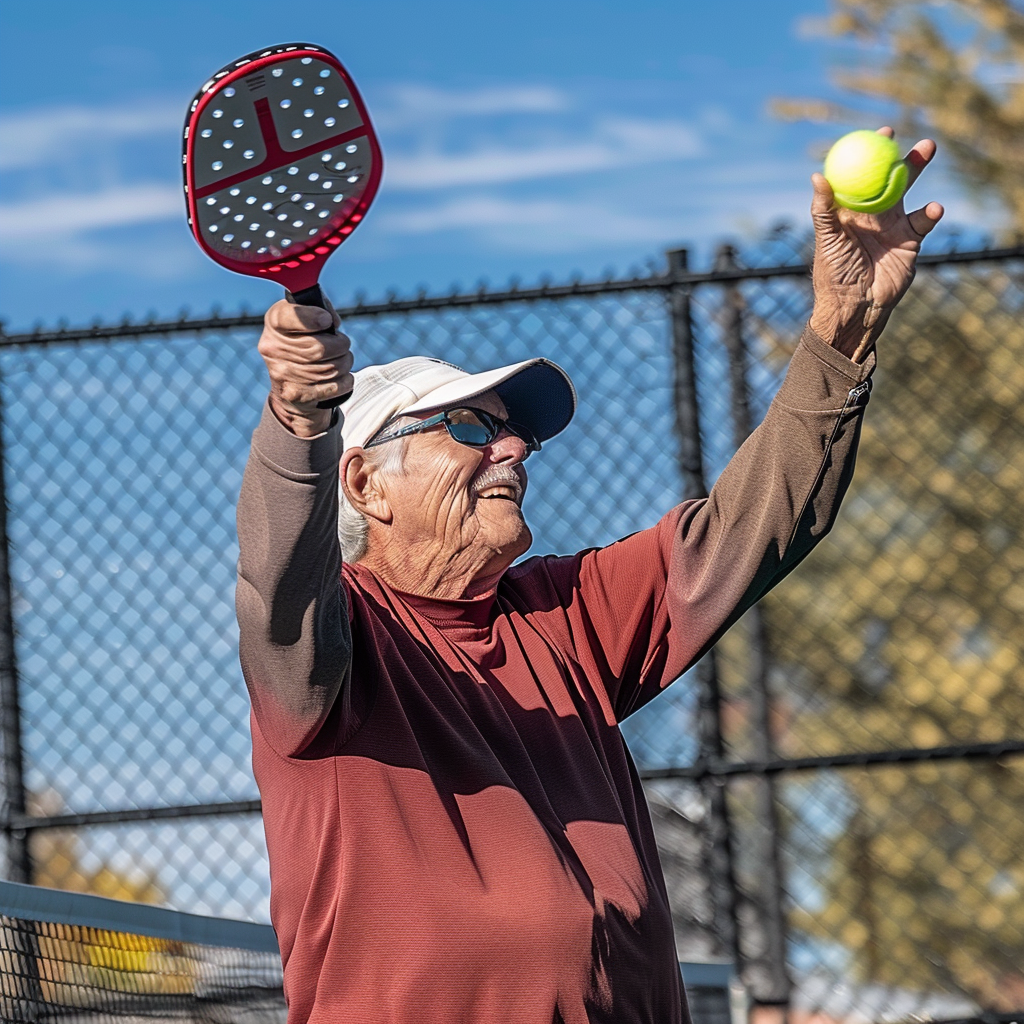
top-left (264, 342), bottom-right (355, 422)
top-left (273, 352), bottom-right (354, 399)
top-left (868, 126), bottom-right (937, 192)
top-left (265, 297), bottom-right (335, 336)
top-left (260, 328), bottom-right (353, 367)
top-left (903, 137), bottom-right (937, 190)
top-left (907, 201), bottom-right (944, 238)
top-left (262, 297), bottom-right (349, 358)
top-left (259, 294), bottom-right (354, 416)
top-left (869, 129), bottom-right (938, 214)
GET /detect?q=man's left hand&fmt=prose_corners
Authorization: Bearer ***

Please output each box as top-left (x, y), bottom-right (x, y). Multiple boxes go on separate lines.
top-left (809, 128), bottom-right (944, 362)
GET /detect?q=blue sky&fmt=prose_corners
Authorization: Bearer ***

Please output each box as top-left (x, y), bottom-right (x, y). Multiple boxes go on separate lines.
top-left (0, 0), bottom-right (975, 330)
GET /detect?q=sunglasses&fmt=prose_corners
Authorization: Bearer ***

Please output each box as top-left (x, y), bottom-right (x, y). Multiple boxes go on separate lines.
top-left (364, 406), bottom-right (541, 456)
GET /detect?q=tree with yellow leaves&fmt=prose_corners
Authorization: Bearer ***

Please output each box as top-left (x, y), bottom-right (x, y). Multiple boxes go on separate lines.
top-left (28, 789), bottom-right (163, 904)
top-left (772, 0), bottom-right (1024, 233)
top-left (747, 257), bottom-right (1024, 1006)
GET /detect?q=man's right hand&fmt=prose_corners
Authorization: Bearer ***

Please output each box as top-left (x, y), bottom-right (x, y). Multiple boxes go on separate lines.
top-left (807, 128), bottom-right (943, 363)
top-left (258, 299), bottom-right (354, 437)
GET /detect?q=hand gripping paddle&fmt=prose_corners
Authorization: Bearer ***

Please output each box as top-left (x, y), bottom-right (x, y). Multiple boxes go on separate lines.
top-left (182, 42), bottom-right (382, 406)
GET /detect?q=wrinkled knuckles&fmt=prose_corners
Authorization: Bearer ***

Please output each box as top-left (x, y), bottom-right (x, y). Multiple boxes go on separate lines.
top-left (278, 382), bottom-right (315, 405)
top-left (322, 343), bottom-right (352, 365)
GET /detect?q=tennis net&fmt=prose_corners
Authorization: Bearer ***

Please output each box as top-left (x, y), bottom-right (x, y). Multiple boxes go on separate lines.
top-left (0, 880), bottom-right (285, 1022)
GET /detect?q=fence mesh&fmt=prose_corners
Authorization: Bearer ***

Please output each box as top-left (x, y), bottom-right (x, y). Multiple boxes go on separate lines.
top-left (753, 254), bottom-right (1024, 1012)
top-left (1, 231), bottom-right (1022, 1020)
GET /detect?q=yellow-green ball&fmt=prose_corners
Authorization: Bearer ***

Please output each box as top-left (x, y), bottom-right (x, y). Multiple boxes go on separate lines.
top-left (823, 130), bottom-right (908, 214)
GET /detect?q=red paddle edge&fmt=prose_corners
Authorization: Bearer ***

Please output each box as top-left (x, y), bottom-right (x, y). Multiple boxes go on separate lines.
top-left (182, 43), bottom-right (383, 294)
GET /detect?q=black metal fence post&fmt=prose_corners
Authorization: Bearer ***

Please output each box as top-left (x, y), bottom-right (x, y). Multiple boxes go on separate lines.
top-left (0, 369), bottom-right (30, 885)
top-left (716, 244), bottom-right (792, 1008)
top-left (667, 247), bottom-right (741, 966)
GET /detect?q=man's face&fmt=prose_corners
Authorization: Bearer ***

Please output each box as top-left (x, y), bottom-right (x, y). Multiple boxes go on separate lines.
top-left (379, 390), bottom-right (533, 587)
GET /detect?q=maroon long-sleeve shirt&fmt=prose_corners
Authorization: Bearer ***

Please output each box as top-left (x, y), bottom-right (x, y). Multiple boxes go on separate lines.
top-left (236, 327), bottom-right (874, 1023)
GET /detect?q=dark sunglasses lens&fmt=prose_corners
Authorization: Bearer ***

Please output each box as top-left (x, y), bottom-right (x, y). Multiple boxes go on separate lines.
top-left (448, 422), bottom-right (492, 445)
top-left (446, 409), bottom-right (494, 446)
top-left (444, 408), bottom-right (539, 451)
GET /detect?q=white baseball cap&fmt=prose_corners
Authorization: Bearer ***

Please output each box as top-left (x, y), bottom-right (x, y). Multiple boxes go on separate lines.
top-left (341, 356), bottom-right (577, 452)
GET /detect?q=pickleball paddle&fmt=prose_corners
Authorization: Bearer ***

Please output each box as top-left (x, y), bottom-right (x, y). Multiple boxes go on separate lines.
top-left (182, 42), bottom-right (382, 406)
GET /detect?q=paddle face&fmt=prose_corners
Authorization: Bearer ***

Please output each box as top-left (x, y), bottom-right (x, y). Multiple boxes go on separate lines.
top-left (183, 43), bottom-right (382, 295)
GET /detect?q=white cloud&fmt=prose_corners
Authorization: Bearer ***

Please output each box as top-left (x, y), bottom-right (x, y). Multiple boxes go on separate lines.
top-left (386, 197), bottom-right (567, 232)
top-left (385, 118), bottom-right (703, 190)
top-left (0, 86), bottom-right (568, 174)
top-left (0, 87), bottom-right (777, 273)
top-left (382, 196), bottom-right (689, 250)
top-left (0, 103), bottom-right (180, 170)
top-left (377, 154), bottom-right (832, 254)
top-left (793, 15), bottom-right (833, 40)
top-left (0, 184), bottom-right (182, 242)
top-left (375, 84), bottom-right (569, 128)
top-left (3, 232), bottom-right (200, 277)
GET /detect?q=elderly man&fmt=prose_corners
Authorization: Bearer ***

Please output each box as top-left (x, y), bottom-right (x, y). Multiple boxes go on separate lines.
top-left (237, 138), bottom-right (942, 1024)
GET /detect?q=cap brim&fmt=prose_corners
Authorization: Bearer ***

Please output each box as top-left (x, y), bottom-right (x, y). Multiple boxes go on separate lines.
top-left (402, 358), bottom-right (576, 444)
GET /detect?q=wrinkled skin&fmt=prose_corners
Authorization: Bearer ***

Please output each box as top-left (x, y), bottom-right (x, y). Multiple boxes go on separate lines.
top-left (808, 127), bottom-right (943, 362)
top-left (257, 299), bottom-right (351, 437)
top-left (257, 127), bottom-right (943, 598)
top-left (342, 392), bottom-right (532, 599)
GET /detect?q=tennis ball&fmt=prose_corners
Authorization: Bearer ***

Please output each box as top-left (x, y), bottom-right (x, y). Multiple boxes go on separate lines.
top-left (823, 130), bottom-right (908, 214)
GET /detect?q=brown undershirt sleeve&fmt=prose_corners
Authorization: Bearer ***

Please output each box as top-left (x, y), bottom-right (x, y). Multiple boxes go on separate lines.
top-left (554, 324), bottom-right (875, 719)
top-left (662, 323), bottom-right (874, 662)
top-left (236, 401), bottom-right (351, 757)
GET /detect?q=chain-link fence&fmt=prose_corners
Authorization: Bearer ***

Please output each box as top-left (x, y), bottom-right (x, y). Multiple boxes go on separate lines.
top-left (1, 231), bottom-right (1022, 1022)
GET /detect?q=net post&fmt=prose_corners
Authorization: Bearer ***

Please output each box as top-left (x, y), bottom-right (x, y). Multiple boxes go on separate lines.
top-left (666, 247), bottom-right (741, 967)
top-left (0, 370), bottom-right (30, 885)
top-left (716, 243), bottom-right (792, 1012)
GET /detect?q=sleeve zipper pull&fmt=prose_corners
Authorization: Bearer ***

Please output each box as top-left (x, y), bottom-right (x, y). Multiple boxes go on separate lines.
top-left (848, 380), bottom-right (871, 404)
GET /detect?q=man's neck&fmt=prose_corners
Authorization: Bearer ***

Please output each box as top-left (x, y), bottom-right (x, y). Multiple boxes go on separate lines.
top-left (359, 536), bottom-right (510, 601)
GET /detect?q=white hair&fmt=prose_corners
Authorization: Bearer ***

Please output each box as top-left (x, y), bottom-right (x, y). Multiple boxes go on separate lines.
top-left (337, 418), bottom-right (413, 564)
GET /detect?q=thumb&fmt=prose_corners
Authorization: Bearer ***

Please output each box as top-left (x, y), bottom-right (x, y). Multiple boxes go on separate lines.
top-left (810, 171), bottom-right (837, 220)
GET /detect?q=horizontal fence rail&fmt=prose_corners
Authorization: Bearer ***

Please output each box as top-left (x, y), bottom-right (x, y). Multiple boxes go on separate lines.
top-left (10, 739), bottom-right (1023, 832)
top-left (3, 243), bottom-right (1022, 348)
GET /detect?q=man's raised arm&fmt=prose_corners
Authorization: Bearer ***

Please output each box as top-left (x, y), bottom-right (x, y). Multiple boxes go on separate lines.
top-left (236, 300), bottom-right (355, 757)
top-left (559, 133), bottom-right (944, 716)
top-left (677, 133), bottom-right (945, 613)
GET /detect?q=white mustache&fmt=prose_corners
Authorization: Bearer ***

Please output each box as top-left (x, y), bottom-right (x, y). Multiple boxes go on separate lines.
top-left (472, 467), bottom-right (524, 503)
